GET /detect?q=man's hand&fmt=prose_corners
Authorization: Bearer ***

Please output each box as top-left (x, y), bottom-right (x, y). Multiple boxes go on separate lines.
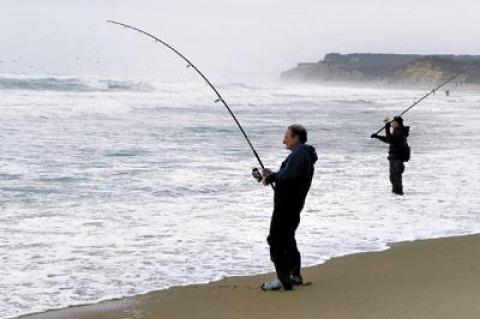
top-left (385, 121), bottom-right (391, 129)
top-left (370, 133), bottom-right (378, 139)
top-left (262, 168), bottom-right (273, 186)
top-left (262, 168), bottom-right (273, 177)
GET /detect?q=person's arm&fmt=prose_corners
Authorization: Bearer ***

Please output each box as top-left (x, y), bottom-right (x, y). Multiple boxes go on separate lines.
top-left (385, 122), bottom-right (392, 140)
top-left (372, 134), bottom-right (388, 143)
top-left (264, 150), bottom-right (311, 185)
top-left (371, 123), bottom-right (391, 144)
top-left (385, 123), bottom-right (404, 146)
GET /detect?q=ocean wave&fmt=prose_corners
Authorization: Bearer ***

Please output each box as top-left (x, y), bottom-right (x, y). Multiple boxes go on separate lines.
top-left (104, 149), bottom-right (149, 157)
top-left (0, 76), bottom-right (155, 92)
top-left (0, 173), bottom-right (23, 181)
top-left (1, 81), bottom-right (480, 319)
top-left (219, 82), bottom-right (262, 90)
top-left (328, 98), bottom-right (376, 104)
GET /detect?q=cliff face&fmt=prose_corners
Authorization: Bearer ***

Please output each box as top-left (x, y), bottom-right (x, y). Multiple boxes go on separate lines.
top-left (281, 53), bottom-right (480, 85)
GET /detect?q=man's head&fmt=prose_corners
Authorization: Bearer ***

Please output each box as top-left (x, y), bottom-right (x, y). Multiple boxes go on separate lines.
top-left (283, 124), bottom-right (307, 150)
top-left (391, 116), bottom-right (404, 129)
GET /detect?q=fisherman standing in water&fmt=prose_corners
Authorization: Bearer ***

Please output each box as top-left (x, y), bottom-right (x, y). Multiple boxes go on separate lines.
top-left (371, 116), bottom-right (410, 195)
top-left (260, 125), bottom-right (318, 291)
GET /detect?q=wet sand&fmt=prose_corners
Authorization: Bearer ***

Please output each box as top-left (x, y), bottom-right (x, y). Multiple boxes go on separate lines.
top-left (18, 234), bottom-right (480, 319)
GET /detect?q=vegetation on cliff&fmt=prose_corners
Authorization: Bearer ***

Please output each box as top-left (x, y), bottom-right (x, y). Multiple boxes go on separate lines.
top-left (281, 53), bottom-right (480, 85)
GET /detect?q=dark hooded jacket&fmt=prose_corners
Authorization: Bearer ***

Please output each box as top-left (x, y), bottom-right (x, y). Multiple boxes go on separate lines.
top-left (377, 125), bottom-right (410, 160)
top-left (265, 144), bottom-right (318, 210)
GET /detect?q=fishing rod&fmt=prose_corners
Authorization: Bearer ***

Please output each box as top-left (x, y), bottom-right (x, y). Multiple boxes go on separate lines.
top-left (107, 20), bottom-right (267, 173)
top-left (372, 71), bottom-right (465, 135)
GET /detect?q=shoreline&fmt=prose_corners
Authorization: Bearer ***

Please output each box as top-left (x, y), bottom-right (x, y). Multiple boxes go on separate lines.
top-left (14, 233), bottom-right (480, 319)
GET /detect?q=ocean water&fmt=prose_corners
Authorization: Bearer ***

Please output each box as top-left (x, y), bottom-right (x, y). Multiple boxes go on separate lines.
top-left (1, 75), bottom-right (480, 318)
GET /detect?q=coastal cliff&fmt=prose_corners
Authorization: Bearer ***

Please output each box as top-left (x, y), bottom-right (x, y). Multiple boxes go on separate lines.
top-left (281, 53), bottom-right (480, 85)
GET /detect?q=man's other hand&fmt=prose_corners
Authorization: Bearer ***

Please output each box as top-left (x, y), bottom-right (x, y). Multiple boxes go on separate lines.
top-left (262, 169), bottom-right (273, 185)
top-left (262, 168), bottom-right (273, 177)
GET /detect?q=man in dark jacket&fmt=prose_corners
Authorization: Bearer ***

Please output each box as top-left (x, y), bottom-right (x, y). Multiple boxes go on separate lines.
top-left (260, 125), bottom-right (318, 291)
top-left (371, 116), bottom-right (410, 195)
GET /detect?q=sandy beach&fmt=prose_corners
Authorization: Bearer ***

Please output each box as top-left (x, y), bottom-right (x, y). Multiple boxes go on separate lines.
top-left (17, 234), bottom-right (480, 319)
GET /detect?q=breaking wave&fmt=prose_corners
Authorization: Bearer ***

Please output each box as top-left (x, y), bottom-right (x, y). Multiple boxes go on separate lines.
top-left (0, 76), bottom-right (155, 92)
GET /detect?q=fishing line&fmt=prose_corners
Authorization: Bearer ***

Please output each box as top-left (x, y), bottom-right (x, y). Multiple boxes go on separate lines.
top-left (107, 20), bottom-right (266, 170)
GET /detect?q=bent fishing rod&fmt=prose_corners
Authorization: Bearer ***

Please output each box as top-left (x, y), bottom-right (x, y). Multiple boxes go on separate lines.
top-left (372, 71), bottom-right (465, 135)
top-left (107, 20), bottom-right (266, 171)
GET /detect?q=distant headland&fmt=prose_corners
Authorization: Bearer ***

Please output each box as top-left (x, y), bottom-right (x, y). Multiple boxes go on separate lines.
top-left (281, 53), bottom-right (480, 86)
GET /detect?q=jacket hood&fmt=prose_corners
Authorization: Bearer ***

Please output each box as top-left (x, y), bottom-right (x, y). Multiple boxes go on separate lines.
top-left (395, 125), bottom-right (410, 137)
top-left (299, 144), bottom-right (318, 164)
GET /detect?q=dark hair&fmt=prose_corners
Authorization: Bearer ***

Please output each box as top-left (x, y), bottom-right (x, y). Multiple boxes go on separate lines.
top-left (393, 116), bottom-right (404, 127)
top-left (288, 124), bottom-right (307, 144)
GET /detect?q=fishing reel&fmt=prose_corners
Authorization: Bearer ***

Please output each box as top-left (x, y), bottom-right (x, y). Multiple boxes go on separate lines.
top-left (252, 167), bottom-right (263, 183)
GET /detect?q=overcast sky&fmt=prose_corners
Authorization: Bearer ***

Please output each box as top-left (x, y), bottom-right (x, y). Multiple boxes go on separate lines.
top-left (0, 0), bottom-right (478, 81)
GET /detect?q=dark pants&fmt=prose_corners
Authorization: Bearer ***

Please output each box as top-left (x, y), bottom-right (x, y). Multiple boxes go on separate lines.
top-left (389, 159), bottom-right (405, 194)
top-left (267, 204), bottom-right (302, 289)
